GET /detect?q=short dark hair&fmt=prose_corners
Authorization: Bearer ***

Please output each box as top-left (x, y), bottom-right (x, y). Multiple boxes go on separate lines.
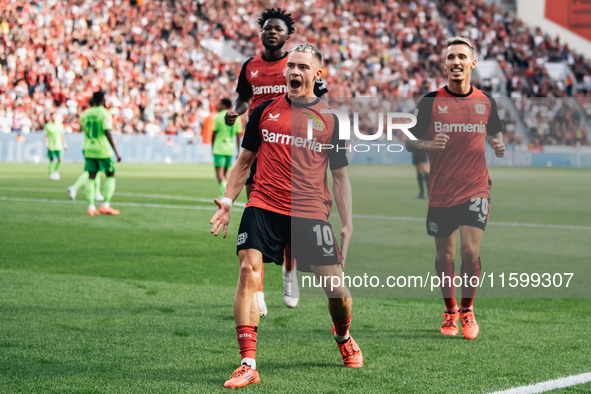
top-left (257, 8), bottom-right (295, 35)
top-left (92, 91), bottom-right (106, 106)
top-left (446, 36), bottom-right (475, 58)
top-left (220, 98), bottom-right (232, 108)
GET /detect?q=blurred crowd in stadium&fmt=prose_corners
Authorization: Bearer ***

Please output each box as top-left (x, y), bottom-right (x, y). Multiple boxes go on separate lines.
top-left (0, 0), bottom-right (589, 147)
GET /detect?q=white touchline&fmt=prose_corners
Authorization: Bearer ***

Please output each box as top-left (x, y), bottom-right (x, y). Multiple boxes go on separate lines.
top-left (1, 194), bottom-right (590, 231)
top-left (354, 214), bottom-right (591, 231)
top-left (0, 196), bottom-right (245, 211)
top-left (0, 187), bottom-right (246, 207)
top-left (489, 372), bottom-right (591, 394)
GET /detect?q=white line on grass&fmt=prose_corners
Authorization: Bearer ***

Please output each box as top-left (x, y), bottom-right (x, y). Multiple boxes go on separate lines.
top-left (354, 213), bottom-right (591, 231)
top-left (490, 372), bottom-right (591, 393)
top-left (1, 195), bottom-right (590, 231)
top-left (0, 187), bottom-right (246, 207)
top-left (0, 196), bottom-right (241, 212)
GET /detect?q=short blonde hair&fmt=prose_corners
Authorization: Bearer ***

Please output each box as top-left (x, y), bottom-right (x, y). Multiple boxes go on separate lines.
top-left (446, 36), bottom-right (475, 58)
top-left (290, 43), bottom-right (323, 67)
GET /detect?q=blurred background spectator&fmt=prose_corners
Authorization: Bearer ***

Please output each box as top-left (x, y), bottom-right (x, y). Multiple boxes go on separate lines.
top-left (0, 0), bottom-right (588, 147)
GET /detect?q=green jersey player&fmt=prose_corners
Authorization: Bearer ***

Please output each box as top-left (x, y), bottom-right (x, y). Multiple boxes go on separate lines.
top-left (212, 98), bottom-right (242, 198)
top-left (80, 91), bottom-right (121, 216)
top-left (44, 116), bottom-right (67, 180)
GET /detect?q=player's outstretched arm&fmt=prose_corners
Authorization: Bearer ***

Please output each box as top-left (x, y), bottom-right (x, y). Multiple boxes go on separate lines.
top-left (331, 166), bottom-right (353, 268)
top-left (487, 132), bottom-right (505, 157)
top-left (210, 148), bottom-right (256, 238)
top-left (406, 133), bottom-right (449, 153)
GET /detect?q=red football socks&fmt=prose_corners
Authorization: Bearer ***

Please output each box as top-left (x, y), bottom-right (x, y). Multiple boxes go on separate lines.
top-left (236, 325), bottom-right (257, 361)
top-left (332, 315), bottom-right (351, 337)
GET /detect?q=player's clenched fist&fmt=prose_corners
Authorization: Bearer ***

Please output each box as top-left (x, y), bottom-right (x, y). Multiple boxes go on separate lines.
top-left (225, 110), bottom-right (239, 126)
top-left (489, 138), bottom-right (505, 157)
top-left (431, 133), bottom-right (449, 151)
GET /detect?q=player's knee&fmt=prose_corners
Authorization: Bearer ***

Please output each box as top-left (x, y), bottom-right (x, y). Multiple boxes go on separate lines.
top-left (238, 260), bottom-right (260, 286)
top-left (460, 247), bottom-right (479, 263)
top-left (436, 252), bottom-right (455, 266)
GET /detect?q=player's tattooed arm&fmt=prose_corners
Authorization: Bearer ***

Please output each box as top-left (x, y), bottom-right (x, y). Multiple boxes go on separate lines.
top-left (487, 132), bottom-right (505, 157)
top-left (406, 133), bottom-right (449, 152)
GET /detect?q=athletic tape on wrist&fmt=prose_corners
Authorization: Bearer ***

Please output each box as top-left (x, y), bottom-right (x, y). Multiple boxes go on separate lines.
top-left (221, 197), bottom-right (233, 209)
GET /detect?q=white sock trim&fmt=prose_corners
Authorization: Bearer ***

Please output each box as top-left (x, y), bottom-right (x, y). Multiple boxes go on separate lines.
top-left (334, 331), bottom-right (350, 343)
top-left (241, 358), bottom-right (256, 370)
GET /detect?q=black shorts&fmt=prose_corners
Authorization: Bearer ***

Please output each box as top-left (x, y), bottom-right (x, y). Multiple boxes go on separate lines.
top-left (412, 152), bottom-right (428, 165)
top-left (236, 206), bottom-right (341, 272)
top-left (245, 158), bottom-right (257, 185)
top-left (426, 197), bottom-right (490, 237)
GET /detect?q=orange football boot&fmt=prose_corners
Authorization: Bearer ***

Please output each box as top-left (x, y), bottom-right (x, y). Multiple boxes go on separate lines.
top-left (441, 311), bottom-right (460, 336)
top-left (460, 309), bottom-right (479, 340)
top-left (99, 205), bottom-right (120, 215)
top-left (87, 207), bottom-right (100, 216)
top-left (223, 364), bottom-right (260, 388)
top-left (332, 325), bottom-right (363, 368)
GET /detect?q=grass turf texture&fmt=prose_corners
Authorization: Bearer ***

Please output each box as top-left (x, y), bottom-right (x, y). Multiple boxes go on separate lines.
top-left (0, 163), bottom-right (589, 392)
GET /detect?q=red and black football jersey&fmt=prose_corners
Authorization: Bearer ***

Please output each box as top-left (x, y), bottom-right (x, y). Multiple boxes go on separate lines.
top-left (241, 94), bottom-right (347, 220)
top-left (236, 53), bottom-right (328, 117)
top-left (410, 86), bottom-right (503, 207)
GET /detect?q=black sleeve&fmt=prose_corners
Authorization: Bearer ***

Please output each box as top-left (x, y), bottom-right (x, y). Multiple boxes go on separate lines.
top-left (241, 100), bottom-right (273, 152)
top-left (313, 79), bottom-right (329, 97)
top-left (236, 58), bottom-right (254, 101)
top-left (485, 94), bottom-right (503, 135)
top-left (328, 114), bottom-right (349, 170)
top-left (409, 92), bottom-right (436, 140)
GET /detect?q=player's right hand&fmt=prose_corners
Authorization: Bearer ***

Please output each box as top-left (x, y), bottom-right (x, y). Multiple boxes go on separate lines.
top-left (339, 225), bottom-right (353, 269)
top-left (431, 133), bottom-right (449, 151)
top-left (225, 111), bottom-right (238, 126)
top-left (210, 198), bottom-right (232, 238)
top-left (116, 154), bottom-right (122, 162)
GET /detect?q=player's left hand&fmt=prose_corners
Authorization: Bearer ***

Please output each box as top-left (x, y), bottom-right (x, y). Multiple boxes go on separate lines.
top-left (490, 139), bottom-right (505, 157)
top-left (339, 225), bottom-right (353, 268)
top-left (210, 198), bottom-right (231, 238)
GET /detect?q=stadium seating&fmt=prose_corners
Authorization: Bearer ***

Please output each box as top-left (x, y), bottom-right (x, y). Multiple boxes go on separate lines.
top-left (0, 0), bottom-right (588, 146)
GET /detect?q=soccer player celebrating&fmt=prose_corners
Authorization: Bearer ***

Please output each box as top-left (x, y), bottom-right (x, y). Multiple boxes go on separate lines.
top-left (225, 8), bottom-right (328, 314)
top-left (80, 91), bottom-right (122, 216)
top-left (406, 37), bottom-right (505, 340)
top-left (212, 98), bottom-right (242, 198)
top-left (44, 113), bottom-right (67, 180)
top-left (210, 44), bottom-right (363, 388)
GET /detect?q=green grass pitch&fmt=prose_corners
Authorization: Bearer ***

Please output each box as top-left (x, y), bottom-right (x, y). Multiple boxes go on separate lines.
top-left (0, 163), bottom-right (589, 392)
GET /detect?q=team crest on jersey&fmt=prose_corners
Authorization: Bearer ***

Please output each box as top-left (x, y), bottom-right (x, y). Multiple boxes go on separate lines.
top-left (474, 103), bottom-right (486, 114)
top-left (250, 70), bottom-right (259, 78)
top-left (304, 111), bottom-right (326, 131)
top-left (437, 105), bottom-right (448, 114)
top-left (268, 113), bottom-right (280, 121)
top-left (237, 232), bottom-right (248, 246)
